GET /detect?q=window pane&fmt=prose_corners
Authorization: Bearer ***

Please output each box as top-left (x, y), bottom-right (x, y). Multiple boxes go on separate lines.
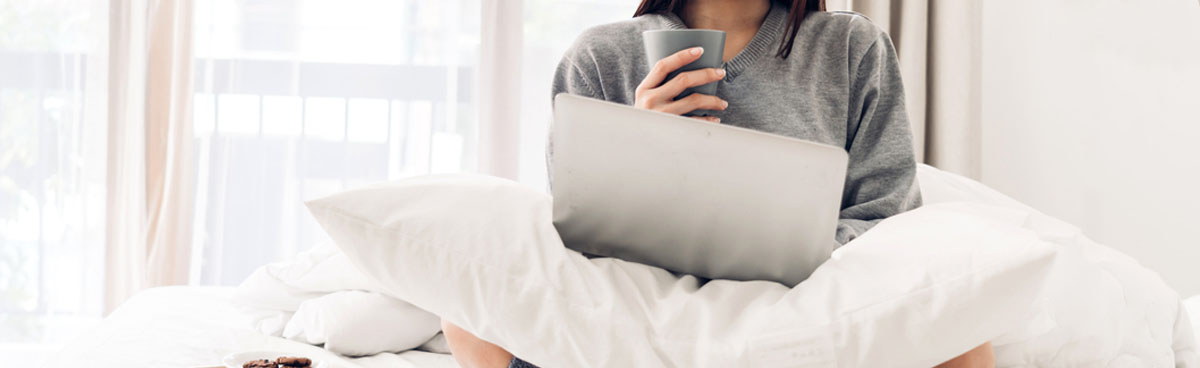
top-left (192, 0), bottom-right (479, 285)
top-left (0, 0), bottom-right (107, 361)
top-left (518, 0), bottom-right (633, 188)
top-left (303, 97), bottom-right (346, 141)
top-left (216, 94), bottom-right (261, 135)
top-left (261, 95), bottom-right (302, 136)
top-left (347, 98), bottom-right (389, 144)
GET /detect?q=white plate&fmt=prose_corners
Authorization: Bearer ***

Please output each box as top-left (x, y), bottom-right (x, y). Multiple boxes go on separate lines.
top-left (222, 350), bottom-right (326, 368)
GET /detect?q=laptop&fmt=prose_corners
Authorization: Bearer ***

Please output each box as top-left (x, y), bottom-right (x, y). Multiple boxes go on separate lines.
top-left (550, 94), bottom-right (849, 286)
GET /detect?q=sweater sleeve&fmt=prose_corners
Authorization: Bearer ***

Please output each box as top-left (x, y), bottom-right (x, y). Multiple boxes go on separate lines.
top-left (835, 27), bottom-right (923, 245)
top-left (551, 56), bottom-right (604, 101)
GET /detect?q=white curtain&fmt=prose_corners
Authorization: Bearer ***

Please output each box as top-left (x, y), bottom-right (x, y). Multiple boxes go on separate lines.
top-left (827, 0), bottom-right (983, 179)
top-left (188, 0), bottom-right (481, 285)
top-left (184, 0), bottom-right (632, 286)
top-left (513, 0), bottom-right (633, 187)
top-left (478, 0), bottom-right (523, 180)
top-left (49, 0), bottom-right (634, 313)
top-left (105, 0), bottom-right (195, 313)
top-left (0, 0), bottom-right (109, 353)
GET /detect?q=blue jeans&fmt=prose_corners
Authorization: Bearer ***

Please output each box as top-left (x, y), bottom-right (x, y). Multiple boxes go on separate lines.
top-left (508, 357), bottom-right (538, 368)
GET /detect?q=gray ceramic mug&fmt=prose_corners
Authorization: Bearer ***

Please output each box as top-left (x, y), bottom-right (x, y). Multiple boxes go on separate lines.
top-left (642, 29), bottom-right (726, 116)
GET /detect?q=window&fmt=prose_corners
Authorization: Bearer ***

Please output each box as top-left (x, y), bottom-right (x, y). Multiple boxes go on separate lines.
top-left (0, 0), bottom-right (107, 363)
top-left (189, 0), bottom-right (635, 286)
top-left (517, 0), bottom-right (632, 186)
top-left (0, 0), bottom-right (637, 363)
top-left (190, 0), bottom-right (481, 285)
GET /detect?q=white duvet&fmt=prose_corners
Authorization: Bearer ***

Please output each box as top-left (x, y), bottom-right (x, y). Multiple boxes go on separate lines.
top-left (917, 165), bottom-right (1197, 366)
top-left (241, 164), bottom-right (1197, 366)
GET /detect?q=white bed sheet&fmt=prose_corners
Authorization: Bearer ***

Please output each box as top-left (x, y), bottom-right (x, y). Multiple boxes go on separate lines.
top-left (45, 286), bottom-right (457, 368)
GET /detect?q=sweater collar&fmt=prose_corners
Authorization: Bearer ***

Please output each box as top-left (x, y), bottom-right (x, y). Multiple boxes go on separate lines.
top-left (660, 2), bottom-right (786, 80)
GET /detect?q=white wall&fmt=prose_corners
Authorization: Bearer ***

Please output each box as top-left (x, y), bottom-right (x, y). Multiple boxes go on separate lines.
top-left (981, 0), bottom-right (1200, 296)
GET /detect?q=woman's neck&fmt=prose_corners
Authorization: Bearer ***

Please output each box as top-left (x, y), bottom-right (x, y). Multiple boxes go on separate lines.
top-left (680, 0), bottom-right (771, 33)
top-left (681, 0), bottom-right (771, 62)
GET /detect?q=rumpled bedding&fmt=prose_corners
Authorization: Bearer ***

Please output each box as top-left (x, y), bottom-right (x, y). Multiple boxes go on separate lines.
top-left (233, 246), bottom-right (449, 357)
top-left (1189, 295), bottom-right (1200, 343)
top-left (918, 166), bottom-right (1197, 366)
top-left (236, 164), bottom-right (1197, 366)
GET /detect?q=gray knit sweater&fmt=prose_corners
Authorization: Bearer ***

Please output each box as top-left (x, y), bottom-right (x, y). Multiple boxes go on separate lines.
top-left (550, 3), bottom-right (922, 245)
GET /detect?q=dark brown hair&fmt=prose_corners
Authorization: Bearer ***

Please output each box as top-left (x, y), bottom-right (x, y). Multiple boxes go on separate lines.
top-left (633, 0), bottom-right (826, 59)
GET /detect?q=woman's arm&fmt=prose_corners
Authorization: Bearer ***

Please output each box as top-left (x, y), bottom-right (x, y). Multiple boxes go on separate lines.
top-left (839, 26), bottom-right (992, 366)
top-left (551, 55), bottom-right (605, 101)
top-left (836, 23), bottom-right (923, 245)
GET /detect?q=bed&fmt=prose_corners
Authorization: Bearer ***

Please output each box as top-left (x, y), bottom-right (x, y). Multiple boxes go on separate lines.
top-left (43, 286), bottom-right (457, 368)
top-left (42, 287), bottom-right (1200, 368)
top-left (45, 165), bottom-right (1200, 367)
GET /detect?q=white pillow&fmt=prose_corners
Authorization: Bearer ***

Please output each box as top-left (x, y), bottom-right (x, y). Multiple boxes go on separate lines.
top-left (307, 174), bottom-right (1056, 367)
top-left (1187, 296), bottom-right (1200, 344)
top-left (282, 290), bottom-right (441, 356)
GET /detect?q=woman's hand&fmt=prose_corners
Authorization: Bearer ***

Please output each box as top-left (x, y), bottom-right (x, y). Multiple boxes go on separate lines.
top-left (635, 47), bottom-right (728, 123)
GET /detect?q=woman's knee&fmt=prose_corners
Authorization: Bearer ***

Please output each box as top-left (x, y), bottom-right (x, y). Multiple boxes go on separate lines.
top-left (936, 342), bottom-right (994, 368)
top-left (441, 319), bottom-right (514, 368)
top-left (441, 318), bottom-right (469, 343)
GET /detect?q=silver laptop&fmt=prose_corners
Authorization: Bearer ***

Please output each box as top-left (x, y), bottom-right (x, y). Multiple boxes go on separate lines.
top-left (550, 94), bottom-right (849, 287)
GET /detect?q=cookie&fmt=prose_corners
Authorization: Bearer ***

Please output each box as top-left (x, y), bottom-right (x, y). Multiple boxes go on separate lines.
top-left (277, 356), bottom-right (312, 367)
top-left (242, 359), bottom-right (274, 368)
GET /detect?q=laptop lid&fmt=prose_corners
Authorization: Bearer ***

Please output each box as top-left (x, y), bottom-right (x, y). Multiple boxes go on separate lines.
top-left (550, 94), bottom-right (848, 286)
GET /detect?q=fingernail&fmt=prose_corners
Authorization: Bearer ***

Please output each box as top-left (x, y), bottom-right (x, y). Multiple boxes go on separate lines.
top-left (690, 47), bottom-right (703, 55)
top-left (716, 69), bottom-right (726, 77)
top-left (722, 100), bottom-right (729, 108)
top-left (714, 117), bottom-right (721, 123)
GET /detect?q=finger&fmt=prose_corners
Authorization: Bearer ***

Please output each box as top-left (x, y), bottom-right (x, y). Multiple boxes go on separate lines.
top-left (637, 47), bottom-right (704, 93)
top-left (659, 68), bottom-right (725, 99)
top-left (691, 116), bottom-right (721, 123)
top-left (638, 68), bottom-right (723, 110)
top-left (661, 93), bottom-right (728, 116)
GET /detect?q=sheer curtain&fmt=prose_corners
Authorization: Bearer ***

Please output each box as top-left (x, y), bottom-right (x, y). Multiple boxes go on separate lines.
top-left (0, 0), bottom-right (108, 362)
top-left (105, 0), bottom-right (197, 314)
top-left (189, 0), bottom-right (482, 285)
top-left (516, 0), bottom-right (634, 187)
top-left (186, 0), bottom-right (638, 286)
top-left (0, 1), bottom-right (638, 360)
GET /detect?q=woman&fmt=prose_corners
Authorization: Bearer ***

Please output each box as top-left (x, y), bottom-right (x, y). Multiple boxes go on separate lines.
top-left (444, 0), bottom-right (994, 366)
